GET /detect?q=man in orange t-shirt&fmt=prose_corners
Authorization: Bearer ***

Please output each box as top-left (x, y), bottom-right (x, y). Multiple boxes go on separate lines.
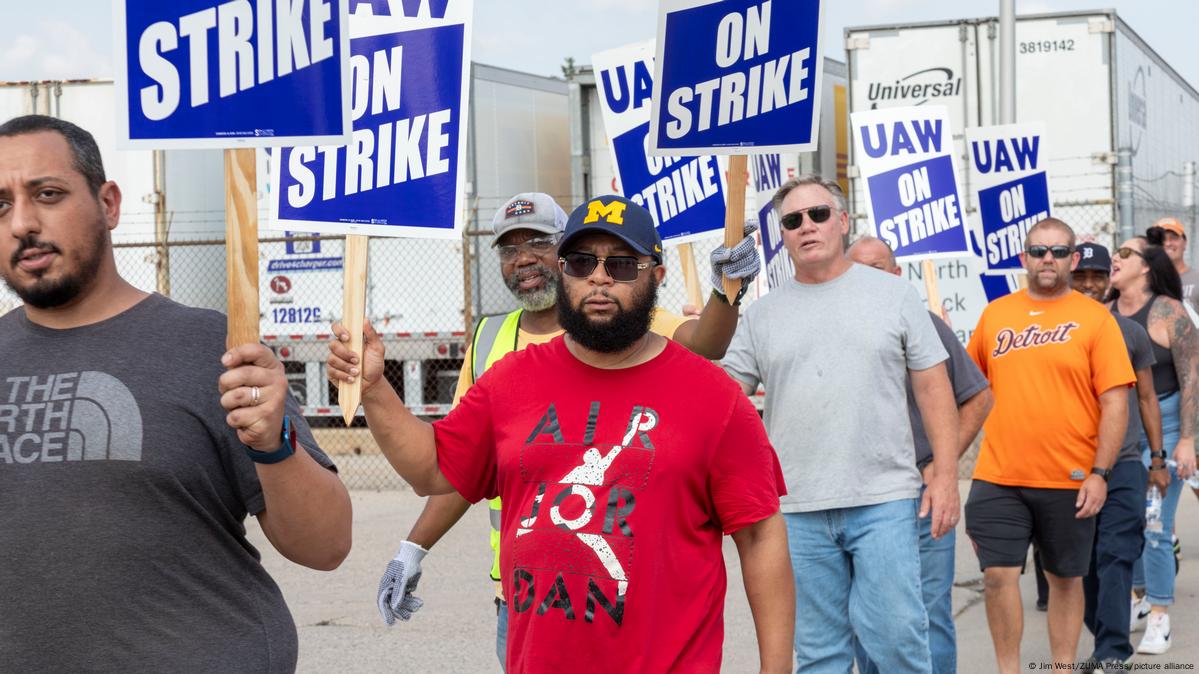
top-left (965, 218), bottom-right (1134, 674)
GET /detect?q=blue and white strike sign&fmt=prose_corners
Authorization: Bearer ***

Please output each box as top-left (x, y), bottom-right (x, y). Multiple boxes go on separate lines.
top-left (592, 41), bottom-right (726, 245)
top-left (750, 153), bottom-right (798, 291)
top-left (966, 123), bottom-right (1052, 273)
top-left (648, 0), bottom-right (823, 155)
top-left (114, 0), bottom-right (352, 149)
top-left (852, 106), bottom-right (970, 260)
top-left (271, 0), bottom-right (472, 239)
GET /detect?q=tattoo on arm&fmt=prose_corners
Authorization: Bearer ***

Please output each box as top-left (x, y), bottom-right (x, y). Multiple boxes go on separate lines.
top-left (1158, 299), bottom-right (1199, 437)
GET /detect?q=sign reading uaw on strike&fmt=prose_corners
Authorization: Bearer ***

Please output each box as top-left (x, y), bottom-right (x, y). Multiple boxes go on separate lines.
top-left (648, 0), bottom-right (823, 155)
top-left (592, 41), bottom-right (727, 244)
top-left (751, 153), bottom-right (798, 291)
top-left (272, 0), bottom-right (473, 238)
top-left (966, 123), bottom-right (1052, 273)
top-left (114, 0), bottom-right (352, 148)
top-left (852, 106), bottom-right (970, 260)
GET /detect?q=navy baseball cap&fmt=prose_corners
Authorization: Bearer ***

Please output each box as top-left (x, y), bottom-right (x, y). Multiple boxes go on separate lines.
top-left (559, 195), bottom-right (663, 263)
top-left (1075, 242), bottom-right (1112, 273)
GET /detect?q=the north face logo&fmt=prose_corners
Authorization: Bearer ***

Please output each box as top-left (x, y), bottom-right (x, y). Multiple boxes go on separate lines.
top-left (0, 372), bottom-right (144, 464)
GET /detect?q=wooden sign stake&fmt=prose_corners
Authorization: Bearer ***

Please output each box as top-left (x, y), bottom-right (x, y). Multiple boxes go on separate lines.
top-left (676, 243), bottom-right (704, 309)
top-left (922, 259), bottom-right (948, 322)
top-left (722, 155), bottom-right (749, 300)
top-left (224, 148), bottom-right (260, 350)
top-left (339, 234), bottom-right (369, 426)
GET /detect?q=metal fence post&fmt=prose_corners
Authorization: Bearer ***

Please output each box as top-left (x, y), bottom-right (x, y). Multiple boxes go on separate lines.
top-left (1117, 147), bottom-right (1134, 242)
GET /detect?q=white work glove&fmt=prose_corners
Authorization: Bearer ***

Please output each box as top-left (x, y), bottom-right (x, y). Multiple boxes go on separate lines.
top-left (709, 220), bottom-right (761, 305)
top-left (377, 541), bottom-right (429, 625)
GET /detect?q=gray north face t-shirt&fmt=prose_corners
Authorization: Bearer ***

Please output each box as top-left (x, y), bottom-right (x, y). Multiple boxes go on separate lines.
top-left (0, 294), bottom-right (335, 673)
top-left (1113, 312), bottom-right (1156, 464)
top-left (911, 312), bottom-right (989, 472)
top-left (723, 264), bottom-right (948, 512)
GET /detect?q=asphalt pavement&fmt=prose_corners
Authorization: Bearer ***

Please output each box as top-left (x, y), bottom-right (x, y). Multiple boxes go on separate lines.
top-left (250, 481), bottom-right (1199, 672)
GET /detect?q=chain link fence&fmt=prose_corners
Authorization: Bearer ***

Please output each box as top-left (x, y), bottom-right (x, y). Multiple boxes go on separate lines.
top-left (0, 194), bottom-right (1178, 489)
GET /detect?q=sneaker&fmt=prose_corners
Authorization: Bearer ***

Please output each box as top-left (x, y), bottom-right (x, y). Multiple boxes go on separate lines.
top-left (1131, 595), bottom-right (1151, 632)
top-left (1137, 612), bottom-right (1172, 655)
top-left (1036, 598), bottom-right (1048, 612)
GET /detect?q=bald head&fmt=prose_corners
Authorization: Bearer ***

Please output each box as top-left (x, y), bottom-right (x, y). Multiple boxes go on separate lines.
top-left (1027, 217), bottom-right (1076, 248)
top-left (847, 236), bottom-right (900, 275)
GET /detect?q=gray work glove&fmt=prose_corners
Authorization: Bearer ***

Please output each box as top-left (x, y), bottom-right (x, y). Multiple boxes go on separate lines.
top-left (709, 220), bottom-right (761, 305)
top-left (377, 541), bottom-right (429, 625)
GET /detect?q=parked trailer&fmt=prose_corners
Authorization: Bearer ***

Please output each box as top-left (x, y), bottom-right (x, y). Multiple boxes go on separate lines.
top-left (846, 10), bottom-right (1199, 342)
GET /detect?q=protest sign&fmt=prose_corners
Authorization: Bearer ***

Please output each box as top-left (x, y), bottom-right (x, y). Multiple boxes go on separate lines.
top-left (967, 123), bottom-right (1052, 273)
top-left (750, 153), bottom-right (798, 291)
top-left (592, 40), bottom-right (727, 245)
top-left (114, 0), bottom-right (352, 149)
top-left (271, 0), bottom-right (472, 239)
top-left (852, 105), bottom-right (970, 261)
top-left (647, 0), bottom-right (823, 155)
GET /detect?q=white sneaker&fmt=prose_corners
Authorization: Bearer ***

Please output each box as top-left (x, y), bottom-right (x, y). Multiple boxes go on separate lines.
top-left (1137, 612), bottom-right (1172, 654)
top-left (1130, 595), bottom-right (1151, 632)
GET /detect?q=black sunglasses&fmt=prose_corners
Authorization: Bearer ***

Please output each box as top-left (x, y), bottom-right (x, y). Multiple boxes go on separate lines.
top-left (1115, 247), bottom-right (1146, 260)
top-left (1025, 245), bottom-right (1074, 259)
top-left (780, 205), bottom-right (834, 230)
top-left (560, 252), bottom-right (654, 282)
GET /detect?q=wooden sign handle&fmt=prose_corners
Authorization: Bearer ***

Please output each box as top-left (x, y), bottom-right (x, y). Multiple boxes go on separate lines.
top-left (922, 259), bottom-right (948, 322)
top-left (676, 242), bottom-right (705, 309)
top-left (339, 234), bottom-right (369, 426)
top-left (224, 148), bottom-right (259, 350)
top-left (722, 155), bottom-right (749, 300)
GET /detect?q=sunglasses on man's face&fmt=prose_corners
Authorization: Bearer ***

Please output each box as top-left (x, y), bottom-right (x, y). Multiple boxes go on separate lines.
top-left (560, 251), bottom-right (654, 282)
top-left (1115, 247), bottom-right (1146, 260)
top-left (497, 235), bottom-right (558, 261)
top-left (1025, 245), bottom-right (1074, 259)
top-left (780, 205), bottom-right (834, 230)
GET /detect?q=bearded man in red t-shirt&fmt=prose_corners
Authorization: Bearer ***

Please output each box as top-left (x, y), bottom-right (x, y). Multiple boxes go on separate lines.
top-left (328, 195), bottom-right (793, 674)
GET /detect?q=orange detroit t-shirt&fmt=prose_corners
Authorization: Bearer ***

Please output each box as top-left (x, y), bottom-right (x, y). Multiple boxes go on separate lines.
top-left (967, 290), bottom-right (1135, 489)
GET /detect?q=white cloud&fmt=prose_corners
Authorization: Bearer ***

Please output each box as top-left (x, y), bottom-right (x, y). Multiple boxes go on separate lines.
top-left (0, 20), bottom-right (110, 81)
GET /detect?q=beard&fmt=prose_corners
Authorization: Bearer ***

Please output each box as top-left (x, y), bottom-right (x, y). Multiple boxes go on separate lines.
top-left (1029, 266), bottom-right (1068, 294)
top-left (504, 262), bottom-right (559, 312)
top-left (557, 275), bottom-right (658, 353)
top-left (3, 222), bottom-right (106, 309)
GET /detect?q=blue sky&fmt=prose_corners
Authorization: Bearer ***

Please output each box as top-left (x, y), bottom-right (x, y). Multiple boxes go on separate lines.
top-left (2, 1), bottom-right (1197, 89)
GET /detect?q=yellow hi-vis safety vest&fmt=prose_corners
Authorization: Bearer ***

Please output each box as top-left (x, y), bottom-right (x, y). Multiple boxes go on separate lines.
top-left (470, 309), bottom-right (522, 583)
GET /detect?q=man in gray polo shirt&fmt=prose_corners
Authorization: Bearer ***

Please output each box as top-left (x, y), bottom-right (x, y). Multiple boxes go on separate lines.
top-left (848, 236), bottom-right (993, 674)
top-left (722, 175), bottom-right (961, 673)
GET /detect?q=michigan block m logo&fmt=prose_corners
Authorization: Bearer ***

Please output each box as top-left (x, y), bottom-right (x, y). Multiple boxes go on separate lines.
top-left (584, 199), bottom-right (627, 225)
top-left (1, 372), bottom-right (144, 464)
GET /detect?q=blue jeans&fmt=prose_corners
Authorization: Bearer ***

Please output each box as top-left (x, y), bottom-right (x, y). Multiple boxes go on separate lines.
top-left (785, 498), bottom-right (931, 674)
top-left (1083, 459), bottom-right (1147, 661)
top-left (854, 487), bottom-right (956, 674)
top-left (1134, 391), bottom-right (1182, 606)
top-left (496, 599), bottom-right (508, 672)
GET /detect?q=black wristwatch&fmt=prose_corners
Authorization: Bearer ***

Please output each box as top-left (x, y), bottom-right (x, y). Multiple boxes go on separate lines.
top-left (1091, 466), bottom-right (1112, 482)
top-left (1149, 449), bottom-right (1168, 462)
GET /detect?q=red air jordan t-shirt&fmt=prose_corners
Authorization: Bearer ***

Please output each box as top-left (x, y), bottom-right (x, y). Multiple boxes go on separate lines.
top-left (433, 337), bottom-right (785, 674)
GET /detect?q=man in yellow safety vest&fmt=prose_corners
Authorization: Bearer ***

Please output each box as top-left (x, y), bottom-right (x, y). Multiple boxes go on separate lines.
top-left (371, 192), bottom-right (760, 668)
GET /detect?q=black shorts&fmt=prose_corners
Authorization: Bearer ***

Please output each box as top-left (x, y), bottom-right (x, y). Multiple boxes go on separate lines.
top-left (965, 479), bottom-right (1096, 577)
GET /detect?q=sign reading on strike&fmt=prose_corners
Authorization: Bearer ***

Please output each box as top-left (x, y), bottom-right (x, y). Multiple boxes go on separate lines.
top-left (592, 41), bottom-right (726, 245)
top-left (750, 153), bottom-right (797, 291)
top-left (270, 0), bottom-right (472, 238)
top-left (114, 0), bottom-right (352, 149)
top-left (967, 123), bottom-right (1052, 273)
top-left (852, 106), bottom-right (970, 260)
top-left (648, 0), bottom-right (823, 155)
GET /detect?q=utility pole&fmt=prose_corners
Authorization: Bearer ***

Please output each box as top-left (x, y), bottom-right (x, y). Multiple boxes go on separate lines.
top-left (999, 0), bottom-right (1016, 124)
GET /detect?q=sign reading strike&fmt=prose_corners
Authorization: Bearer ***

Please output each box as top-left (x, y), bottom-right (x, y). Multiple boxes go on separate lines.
top-left (751, 153), bottom-right (797, 290)
top-left (271, 0), bottom-right (472, 238)
top-left (115, 0), bottom-right (352, 148)
top-left (648, 0), bottom-right (823, 154)
top-left (852, 106), bottom-right (970, 260)
top-left (592, 41), bottom-right (726, 244)
top-left (967, 123), bottom-right (1052, 272)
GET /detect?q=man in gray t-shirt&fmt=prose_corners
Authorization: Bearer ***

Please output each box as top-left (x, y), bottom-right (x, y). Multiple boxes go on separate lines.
top-left (848, 237), bottom-right (992, 674)
top-left (1148, 218), bottom-right (1199, 315)
top-left (0, 115), bottom-right (353, 672)
top-left (1073, 242), bottom-right (1163, 666)
top-left (722, 175), bottom-right (960, 673)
